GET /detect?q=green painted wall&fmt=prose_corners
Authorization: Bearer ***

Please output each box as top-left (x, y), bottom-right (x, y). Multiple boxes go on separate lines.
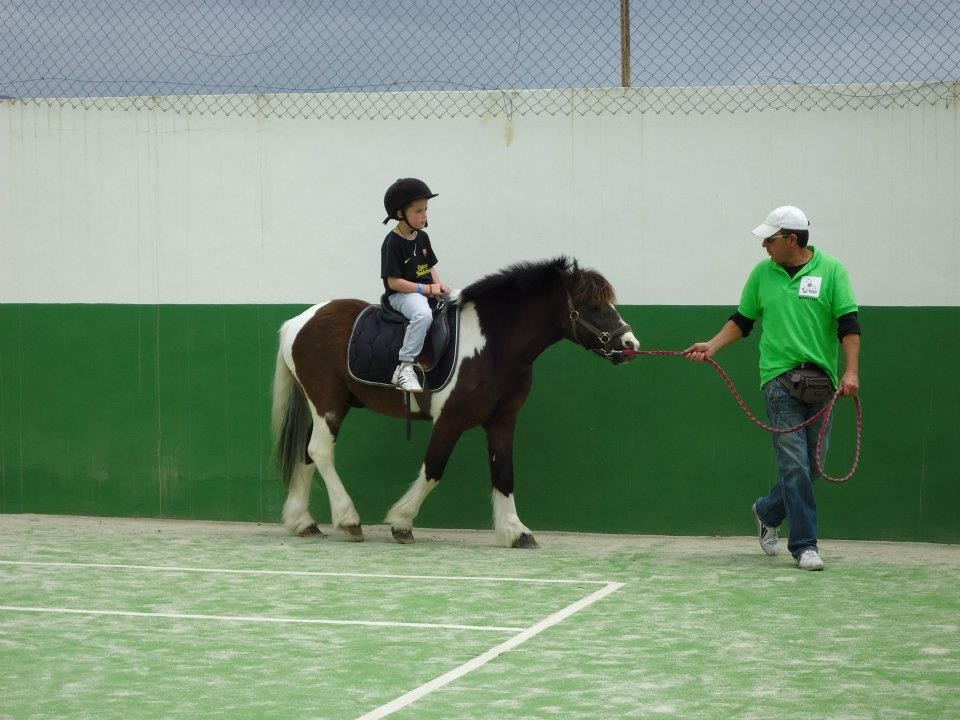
top-left (1, 304), bottom-right (957, 543)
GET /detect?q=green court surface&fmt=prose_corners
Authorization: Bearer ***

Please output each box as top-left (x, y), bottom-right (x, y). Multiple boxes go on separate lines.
top-left (1, 515), bottom-right (958, 720)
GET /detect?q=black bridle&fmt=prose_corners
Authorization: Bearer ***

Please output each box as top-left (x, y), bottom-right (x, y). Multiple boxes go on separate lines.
top-left (565, 292), bottom-right (633, 357)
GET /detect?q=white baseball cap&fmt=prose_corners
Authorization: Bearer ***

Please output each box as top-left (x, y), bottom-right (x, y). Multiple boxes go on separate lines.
top-left (751, 205), bottom-right (810, 239)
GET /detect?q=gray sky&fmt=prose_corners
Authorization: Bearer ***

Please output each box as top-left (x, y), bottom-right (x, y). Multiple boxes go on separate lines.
top-left (3, 0), bottom-right (959, 99)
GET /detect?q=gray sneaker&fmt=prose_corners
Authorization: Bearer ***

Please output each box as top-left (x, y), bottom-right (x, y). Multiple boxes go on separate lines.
top-left (391, 362), bottom-right (423, 393)
top-left (796, 548), bottom-right (824, 571)
top-left (752, 503), bottom-right (780, 556)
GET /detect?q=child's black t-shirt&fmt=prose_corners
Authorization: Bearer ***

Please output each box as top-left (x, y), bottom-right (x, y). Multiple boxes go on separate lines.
top-left (380, 230), bottom-right (439, 294)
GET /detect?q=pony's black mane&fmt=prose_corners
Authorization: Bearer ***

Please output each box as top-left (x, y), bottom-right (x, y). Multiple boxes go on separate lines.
top-left (460, 256), bottom-right (575, 303)
top-left (459, 256), bottom-right (614, 305)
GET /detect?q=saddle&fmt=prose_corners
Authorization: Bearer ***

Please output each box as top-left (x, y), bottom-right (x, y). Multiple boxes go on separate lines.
top-left (347, 293), bottom-right (460, 392)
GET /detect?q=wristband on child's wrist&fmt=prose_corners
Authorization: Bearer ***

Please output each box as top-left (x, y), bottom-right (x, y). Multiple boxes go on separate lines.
top-left (417, 283), bottom-right (422, 295)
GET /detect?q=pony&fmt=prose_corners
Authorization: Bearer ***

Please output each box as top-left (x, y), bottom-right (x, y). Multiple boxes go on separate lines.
top-left (271, 256), bottom-right (639, 548)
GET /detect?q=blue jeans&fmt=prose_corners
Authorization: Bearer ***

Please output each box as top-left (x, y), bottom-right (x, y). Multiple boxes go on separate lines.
top-left (388, 291), bottom-right (432, 363)
top-left (754, 377), bottom-right (833, 558)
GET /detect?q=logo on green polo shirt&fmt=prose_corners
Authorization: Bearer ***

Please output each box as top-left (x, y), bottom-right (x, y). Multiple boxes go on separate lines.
top-left (799, 276), bottom-right (822, 299)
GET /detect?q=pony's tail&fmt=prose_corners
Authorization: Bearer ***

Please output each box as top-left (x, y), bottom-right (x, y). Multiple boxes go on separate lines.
top-left (271, 327), bottom-right (310, 488)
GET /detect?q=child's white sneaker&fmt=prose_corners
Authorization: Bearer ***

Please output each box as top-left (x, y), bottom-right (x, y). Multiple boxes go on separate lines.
top-left (392, 363), bottom-right (423, 392)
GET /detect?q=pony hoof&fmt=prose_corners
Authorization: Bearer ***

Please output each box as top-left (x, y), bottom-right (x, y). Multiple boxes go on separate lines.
top-left (512, 533), bottom-right (540, 549)
top-left (391, 527), bottom-right (415, 544)
top-left (340, 524), bottom-right (364, 542)
top-left (298, 524), bottom-right (326, 538)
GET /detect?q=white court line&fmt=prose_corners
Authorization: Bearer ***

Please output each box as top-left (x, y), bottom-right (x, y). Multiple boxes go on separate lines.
top-left (353, 581), bottom-right (626, 720)
top-left (2, 557), bottom-right (624, 716)
top-left (0, 605), bottom-right (523, 633)
top-left (0, 560), bottom-right (611, 585)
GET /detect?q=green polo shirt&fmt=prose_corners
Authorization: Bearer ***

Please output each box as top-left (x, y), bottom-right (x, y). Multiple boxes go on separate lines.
top-left (738, 246), bottom-right (858, 388)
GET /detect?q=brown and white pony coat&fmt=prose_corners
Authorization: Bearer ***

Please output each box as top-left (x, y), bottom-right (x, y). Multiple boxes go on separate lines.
top-left (271, 256), bottom-right (639, 548)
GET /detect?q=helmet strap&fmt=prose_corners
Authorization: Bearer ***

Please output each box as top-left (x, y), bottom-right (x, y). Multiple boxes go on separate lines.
top-left (397, 209), bottom-right (427, 237)
top-left (396, 212), bottom-right (415, 239)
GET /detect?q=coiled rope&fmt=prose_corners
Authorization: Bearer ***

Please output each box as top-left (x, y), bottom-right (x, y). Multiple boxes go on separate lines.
top-left (622, 349), bottom-right (861, 483)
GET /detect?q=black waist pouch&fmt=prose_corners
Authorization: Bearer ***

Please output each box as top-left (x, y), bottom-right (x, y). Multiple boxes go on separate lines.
top-left (777, 364), bottom-right (834, 403)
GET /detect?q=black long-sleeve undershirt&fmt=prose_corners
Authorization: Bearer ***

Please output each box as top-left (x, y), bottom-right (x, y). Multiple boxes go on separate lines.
top-left (730, 310), bottom-right (861, 341)
top-left (729, 259), bottom-right (861, 341)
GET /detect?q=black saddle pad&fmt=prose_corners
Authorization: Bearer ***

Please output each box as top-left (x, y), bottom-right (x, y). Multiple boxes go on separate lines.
top-left (347, 304), bottom-right (460, 391)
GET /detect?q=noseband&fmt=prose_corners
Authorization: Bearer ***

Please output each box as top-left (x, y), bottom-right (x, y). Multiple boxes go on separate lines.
top-left (565, 292), bottom-right (632, 356)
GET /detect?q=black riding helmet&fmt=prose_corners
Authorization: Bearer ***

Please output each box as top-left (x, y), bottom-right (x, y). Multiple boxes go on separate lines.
top-left (382, 177), bottom-right (438, 225)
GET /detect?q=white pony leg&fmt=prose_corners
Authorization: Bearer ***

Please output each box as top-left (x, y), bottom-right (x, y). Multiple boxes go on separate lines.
top-left (492, 489), bottom-right (534, 548)
top-left (385, 466), bottom-right (438, 531)
top-left (307, 414), bottom-right (361, 531)
top-left (282, 461), bottom-right (317, 535)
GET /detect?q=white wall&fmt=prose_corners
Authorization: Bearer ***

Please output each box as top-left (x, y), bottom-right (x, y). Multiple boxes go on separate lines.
top-left (2, 88), bottom-right (958, 306)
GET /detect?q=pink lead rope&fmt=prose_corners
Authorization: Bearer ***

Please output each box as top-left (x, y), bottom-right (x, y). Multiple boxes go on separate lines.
top-left (622, 349), bottom-right (862, 483)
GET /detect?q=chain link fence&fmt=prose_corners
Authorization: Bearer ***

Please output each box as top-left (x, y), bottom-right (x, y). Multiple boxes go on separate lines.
top-left (3, 0), bottom-right (959, 118)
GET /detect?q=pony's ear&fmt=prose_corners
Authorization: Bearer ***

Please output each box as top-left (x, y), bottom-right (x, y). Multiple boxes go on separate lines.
top-left (556, 256), bottom-right (578, 290)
